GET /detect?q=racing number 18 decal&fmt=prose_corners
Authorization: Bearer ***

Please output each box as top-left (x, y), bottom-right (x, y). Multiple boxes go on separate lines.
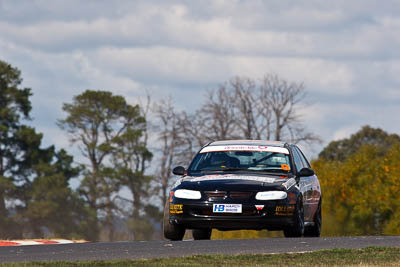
top-left (214, 204), bottom-right (225, 212)
top-left (213, 204), bottom-right (242, 213)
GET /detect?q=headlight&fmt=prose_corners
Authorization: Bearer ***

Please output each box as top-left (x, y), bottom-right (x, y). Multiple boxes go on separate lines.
top-left (174, 189), bottom-right (202, 199)
top-left (255, 191), bottom-right (287, 200)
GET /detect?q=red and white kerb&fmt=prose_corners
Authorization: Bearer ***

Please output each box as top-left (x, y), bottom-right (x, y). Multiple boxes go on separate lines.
top-left (200, 145), bottom-right (289, 154)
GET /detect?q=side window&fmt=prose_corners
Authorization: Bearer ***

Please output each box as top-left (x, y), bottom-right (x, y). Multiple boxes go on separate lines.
top-left (291, 146), bottom-right (304, 172)
top-left (295, 146), bottom-right (311, 168)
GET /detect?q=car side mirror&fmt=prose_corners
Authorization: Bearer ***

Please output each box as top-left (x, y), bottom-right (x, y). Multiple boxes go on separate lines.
top-left (298, 167), bottom-right (315, 177)
top-left (172, 166), bottom-right (186, 176)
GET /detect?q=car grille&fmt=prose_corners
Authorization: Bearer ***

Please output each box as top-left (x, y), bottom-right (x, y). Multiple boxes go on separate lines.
top-left (229, 192), bottom-right (252, 199)
top-left (204, 191), bottom-right (227, 199)
top-left (203, 191), bottom-right (253, 200)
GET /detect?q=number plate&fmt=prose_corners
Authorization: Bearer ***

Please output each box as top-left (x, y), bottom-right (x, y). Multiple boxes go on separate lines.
top-left (213, 204), bottom-right (242, 213)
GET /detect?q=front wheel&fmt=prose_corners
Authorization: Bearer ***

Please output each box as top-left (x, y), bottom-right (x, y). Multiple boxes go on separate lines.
top-left (192, 229), bottom-right (212, 240)
top-left (283, 199), bottom-right (304, 238)
top-left (163, 203), bottom-right (185, 241)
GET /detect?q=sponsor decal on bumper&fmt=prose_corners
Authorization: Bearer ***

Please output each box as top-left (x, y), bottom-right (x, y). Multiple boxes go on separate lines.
top-left (275, 205), bottom-right (295, 216)
top-left (169, 204), bottom-right (183, 214)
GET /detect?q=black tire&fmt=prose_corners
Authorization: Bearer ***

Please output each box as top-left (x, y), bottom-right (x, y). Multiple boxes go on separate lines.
top-left (304, 199), bottom-right (322, 237)
top-left (283, 198), bottom-right (304, 238)
top-left (192, 229), bottom-right (212, 240)
top-left (163, 202), bottom-right (185, 241)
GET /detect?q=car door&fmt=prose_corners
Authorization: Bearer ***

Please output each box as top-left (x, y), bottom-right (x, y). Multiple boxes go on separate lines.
top-left (295, 146), bottom-right (320, 220)
top-left (291, 146), bottom-right (313, 222)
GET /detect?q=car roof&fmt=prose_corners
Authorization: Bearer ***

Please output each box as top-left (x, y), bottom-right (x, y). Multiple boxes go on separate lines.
top-left (207, 140), bottom-right (288, 147)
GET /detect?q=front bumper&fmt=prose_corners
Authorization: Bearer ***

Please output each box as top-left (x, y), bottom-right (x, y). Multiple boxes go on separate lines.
top-left (168, 200), bottom-right (295, 231)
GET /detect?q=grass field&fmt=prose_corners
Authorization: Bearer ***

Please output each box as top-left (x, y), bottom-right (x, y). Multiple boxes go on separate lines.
top-left (2, 247), bottom-right (400, 266)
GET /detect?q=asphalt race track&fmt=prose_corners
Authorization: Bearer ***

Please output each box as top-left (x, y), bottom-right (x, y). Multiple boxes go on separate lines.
top-left (1, 236), bottom-right (400, 263)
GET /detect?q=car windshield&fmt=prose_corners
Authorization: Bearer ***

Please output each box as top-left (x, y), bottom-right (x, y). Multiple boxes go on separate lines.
top-left (189, 149), bottom-right (292, 175)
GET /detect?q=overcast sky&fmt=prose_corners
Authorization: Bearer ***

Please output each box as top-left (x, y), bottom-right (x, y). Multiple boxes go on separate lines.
top-left (1, 0), bottom-right (400, 159)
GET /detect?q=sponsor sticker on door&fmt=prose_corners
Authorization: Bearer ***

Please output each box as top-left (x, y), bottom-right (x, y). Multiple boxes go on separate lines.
top-left (213, 204), bottom-right (242, 213)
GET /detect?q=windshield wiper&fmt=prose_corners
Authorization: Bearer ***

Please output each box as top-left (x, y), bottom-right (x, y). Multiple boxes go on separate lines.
top-left (249, 154), bottom-right (275, 166)
top-left (259, 169), bottom-right (289, 174)
top-left (200, 167), bottom-right (249, 172)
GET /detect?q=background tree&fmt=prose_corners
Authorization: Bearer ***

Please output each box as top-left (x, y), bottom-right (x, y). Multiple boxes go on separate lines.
top-left (178, 74), bottom-right (319, 150)
top-left (153, 98), bottom-right (184, 207)
top-left (260, 74), bottom-right (306, 142)
top-left (168, 74), bottom-right (320, 175)
top-left (112, 118), bottom-right (154, 239)
top-left (231, 76), bottom-right (265, 139)
top-left (58, 90), bottom-right (145, 241)
top-left (19, 149), bottom-right (92, 239)
top-left (0, 60), bottom-right (89, 239)
top-left (176, 111), bottom-right (209, 163)
top-left (380, 144), bottom-right (400, 235)
top-left (0, 60), bottom-right (34, 238)
top-left (313, 126), bottom-right (400, 236)
top-left (200, 85), bottom-right (238, 141)
top-left (319, 125), bottom-right (400, 161)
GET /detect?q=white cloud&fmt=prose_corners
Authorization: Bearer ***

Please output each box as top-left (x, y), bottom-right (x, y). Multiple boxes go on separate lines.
top-left (228, 56), bottom-right (355, 94)
top-left (1, 1), bottom-right (399, 60)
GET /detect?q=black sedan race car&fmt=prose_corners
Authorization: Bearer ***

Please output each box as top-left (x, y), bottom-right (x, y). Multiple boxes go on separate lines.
top-left (163, 140), bottom-right (321, 240)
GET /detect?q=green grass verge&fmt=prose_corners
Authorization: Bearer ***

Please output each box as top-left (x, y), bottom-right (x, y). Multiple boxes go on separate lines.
top-left (2, 247), bottom-right (400, 267)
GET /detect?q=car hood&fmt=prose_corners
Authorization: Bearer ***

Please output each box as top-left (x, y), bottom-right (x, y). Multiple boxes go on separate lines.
top-left (174, 173), bottom-right (296, 192)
